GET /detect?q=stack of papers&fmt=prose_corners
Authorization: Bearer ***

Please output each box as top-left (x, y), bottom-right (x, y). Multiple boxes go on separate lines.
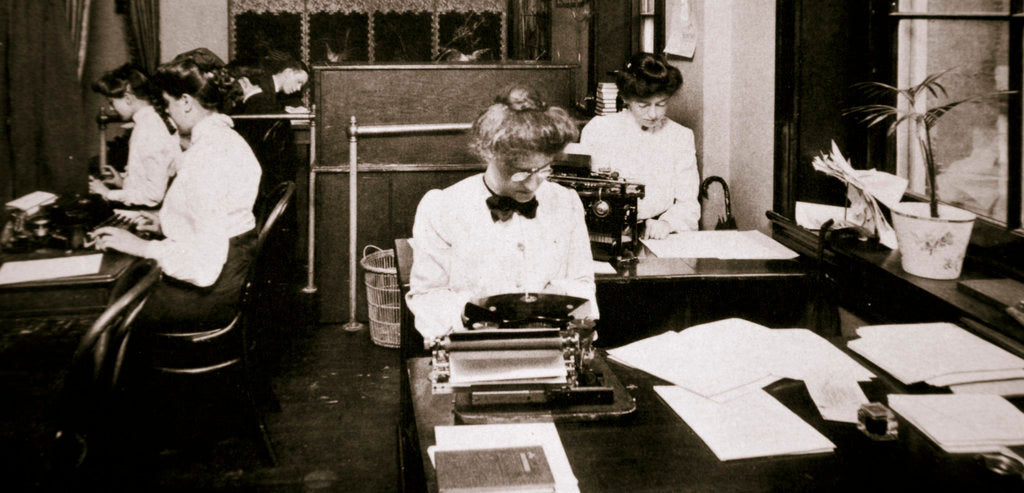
top-left (640, 230), bottom-right (799, 260)
top-left (430, 423), bottom-right (578, 493)
top-left (888, 394), bottom-right (1024, 453)
top-left (0, 254), bottom-right (104, 285)
top-left (654, 386), bottom-right (836, 461)
top-left (449, 349), bottom-right (567, 386)
top-left (608, 318), bottom-right (874, 422)
top-left (847, 323), bottom-right (1024, 396)
top-left (595, 82), bottom-right (619, 116)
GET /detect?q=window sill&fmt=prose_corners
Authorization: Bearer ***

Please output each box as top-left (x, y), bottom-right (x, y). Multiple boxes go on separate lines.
top-left (767, 211), bottom-right (1024, 357)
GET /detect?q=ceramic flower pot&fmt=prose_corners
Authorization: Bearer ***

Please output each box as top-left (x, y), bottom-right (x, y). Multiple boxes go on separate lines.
top-left (891, 202), bottom-right (976, 280)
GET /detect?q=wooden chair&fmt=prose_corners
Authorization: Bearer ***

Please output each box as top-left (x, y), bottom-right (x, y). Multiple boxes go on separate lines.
top-left (51, 259), bottom-right (161, 482)
top-left (394, 237), bottom-right (427, 492)
top-left (143, 183), bottom-right (295, 466)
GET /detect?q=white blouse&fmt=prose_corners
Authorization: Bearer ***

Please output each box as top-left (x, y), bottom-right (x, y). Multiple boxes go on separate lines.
top-left (105, 105), bottom-right (180, 207)
top-left (580, 111), bottom-right (701, 232)
top-left (406, 175), bottom-right (598, 343)
top-left (143, 114), bottom-right (261, 287)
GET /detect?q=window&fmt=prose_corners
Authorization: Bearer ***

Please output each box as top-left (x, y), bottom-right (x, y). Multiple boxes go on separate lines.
top-left (888, 1), bottom-right (1022, 228)
top-left (228, 0), bottom-right (551, 65)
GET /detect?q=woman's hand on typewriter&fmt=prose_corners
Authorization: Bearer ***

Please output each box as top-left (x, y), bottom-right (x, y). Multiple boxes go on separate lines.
top-left (90, 226), bottom-right (149, 257)
top-left (131, 211), bottom-right (161, 234)
top-left (88, 176), bottom-right (112, 199)
top-left (643, 218), bottom-right (672, 240)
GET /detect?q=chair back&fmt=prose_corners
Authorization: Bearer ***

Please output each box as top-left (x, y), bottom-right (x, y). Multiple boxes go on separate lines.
top-left (70, 259), bottom-right (161, 390)
top-left (393, 238), bottom-right (426, 360)
top-left (255, 180), bottom-right (296, 253)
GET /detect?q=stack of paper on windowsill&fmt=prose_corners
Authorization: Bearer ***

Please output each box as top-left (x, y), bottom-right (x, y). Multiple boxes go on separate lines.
top-left (847, 323), bottom-right (1024, 396)
top-left (430, 423), bottom-right (578, 493)
top-left (888, 393), bottom-right (1024, 454)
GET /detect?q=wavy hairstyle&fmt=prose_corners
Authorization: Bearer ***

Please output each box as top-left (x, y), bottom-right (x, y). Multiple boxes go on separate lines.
top-left (152, 57), bottom-right (242, 114)
top-left (470, 84), bottom-right (579, 168)
top-left (616, 52), bottom-right (683, 100)
top-left (93, 63), bottom-right (174, 132)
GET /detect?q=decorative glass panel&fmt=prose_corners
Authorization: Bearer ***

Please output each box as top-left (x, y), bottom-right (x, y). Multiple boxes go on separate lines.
top-left (311, 12), bottom-right (370, 63)
top-left (234, 12), bottom-right (302, 63)
top-left (897, 19), bottom-right (1009, 221)
top-left (437, 11), bottom-right (502, 61)
top-left (373, 12), bottom-right (433, 62)
top-left (508, 0), bottom-right (551, 61)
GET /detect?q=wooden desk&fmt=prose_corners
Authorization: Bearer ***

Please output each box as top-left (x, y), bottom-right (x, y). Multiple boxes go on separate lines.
top-left (405, 355), bottom-right (1024, 492)
top-left (0, 251), bottom-right (142, 316)
top-left (594, 257), bottom-right (812, 347)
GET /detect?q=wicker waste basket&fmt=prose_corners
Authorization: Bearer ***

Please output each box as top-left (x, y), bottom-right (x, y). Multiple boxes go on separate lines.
top-left (359, 245), bottom-right (401, 348)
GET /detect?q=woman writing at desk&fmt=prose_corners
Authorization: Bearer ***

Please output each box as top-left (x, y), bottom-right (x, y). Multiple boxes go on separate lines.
top-left (580, 52), bottom-right (700, 239)
top-left (92, 57), bottom-right (261, 330)
top-left (406, 85), bottom-right (598, 345)
top-left (89, 64), bottom-right (180, 207)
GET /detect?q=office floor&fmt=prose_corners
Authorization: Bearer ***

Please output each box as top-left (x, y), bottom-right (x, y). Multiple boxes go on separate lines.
top-left (140, 291), bottom-right (403, 493)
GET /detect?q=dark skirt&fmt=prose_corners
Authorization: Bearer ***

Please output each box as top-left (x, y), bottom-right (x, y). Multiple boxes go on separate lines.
top-left (136, 229), bottom-right (257, 333)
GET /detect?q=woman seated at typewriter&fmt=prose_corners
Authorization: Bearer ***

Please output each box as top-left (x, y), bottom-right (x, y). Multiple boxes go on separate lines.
top-left (580, 52), bottom-right (700, 239)
top-left (406, 84), bottom-right (598, 345)
top-left (92, 56), bottom-right (261, 330)
top-left (89, 63), bottom-right (181, 207)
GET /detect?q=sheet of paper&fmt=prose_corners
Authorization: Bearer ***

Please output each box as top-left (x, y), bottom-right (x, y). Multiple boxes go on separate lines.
top-left (765, 329), bottom-right (875, 382)
top-left (665, 0), bottom-right (697, 58)
top-left (607, 319), bottom-right (777, 399)
top-left (795, 202), bottom-right (848, 230)
top-left (950, 379), bottom-right (1024, 397)
top-left (592, 260), bottom-right (617, 275)
top-left (641, 230), bottom-right (799, 260)
top-left (432, 423), bottom-right (579, 493)
top-left (804, 375), bottom-right (869, 423)
top-left (0, 254), bottom-right (103, 285)
top-left (449, 349), bottom-right (567, 385)
top-left (847, 323), bottom-right (1024, 385)
top-left (655, 386), bottom-right (835, 461)
top-left (888, 393), bottom-right (1024, 453)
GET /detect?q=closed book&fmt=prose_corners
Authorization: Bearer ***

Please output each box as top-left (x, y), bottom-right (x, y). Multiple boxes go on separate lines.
top-left (436, 445), bottom-right (555, 492)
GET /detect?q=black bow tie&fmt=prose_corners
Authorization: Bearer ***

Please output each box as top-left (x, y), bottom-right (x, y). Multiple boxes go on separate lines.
top-left (486, 195), bottom-right (538, 222)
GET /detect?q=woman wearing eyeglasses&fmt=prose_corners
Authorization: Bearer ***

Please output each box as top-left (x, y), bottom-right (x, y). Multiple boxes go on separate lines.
top-left (580, 52), bottom-right (700, 239)
top-left (406, 84), bottom-right (598, 344)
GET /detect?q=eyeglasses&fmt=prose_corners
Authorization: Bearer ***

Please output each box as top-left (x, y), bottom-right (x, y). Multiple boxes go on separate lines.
top-left (509, 161), bottom-right (554, 182)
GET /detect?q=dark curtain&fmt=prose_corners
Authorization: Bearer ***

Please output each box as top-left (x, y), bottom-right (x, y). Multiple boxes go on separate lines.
top-left (128, 0), bottom-right (159, 73)
top-left (0, 0), bottom-right (89, 204)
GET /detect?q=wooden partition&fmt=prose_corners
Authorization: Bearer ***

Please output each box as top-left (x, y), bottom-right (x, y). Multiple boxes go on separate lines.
top-left (313, 63), bottom-right (577, 323)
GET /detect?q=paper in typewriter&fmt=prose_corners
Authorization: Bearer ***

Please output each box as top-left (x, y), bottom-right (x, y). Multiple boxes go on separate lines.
top-left (448, 349), bottom-right (567, 386)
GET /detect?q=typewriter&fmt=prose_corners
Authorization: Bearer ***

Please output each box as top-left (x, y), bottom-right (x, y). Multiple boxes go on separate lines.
top-left (430, 292), bottom-right (636, 423)
top-left (548, 151), bottom-right (645, 264)
top-left (2, 193), bottom-right (114, 253)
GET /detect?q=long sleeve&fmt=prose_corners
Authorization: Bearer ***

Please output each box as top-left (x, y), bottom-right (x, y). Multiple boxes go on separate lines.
top-left (143, 114), bottom-right (261, 287)
top-left (656, 137), bottom-right (701, 233)
top-left (406, 177), bottom-right (598, 344)
top-left (406, 190), bottom-right (476, 342)
top-left (105, 107), bottom-right (179, 207)
top-left (580, 113), bottom-right (701, 232)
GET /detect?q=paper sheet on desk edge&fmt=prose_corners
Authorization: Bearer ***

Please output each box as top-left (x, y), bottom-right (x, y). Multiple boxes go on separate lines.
top-left (654, 386), bottom-right (835, 461)
top-left (640, 230), bottom-right (798, 260)
top-left (432, 423), bottom-right (579, 492)
top-left (0, 253), bottom-right (103, 285)
top-left (887, 393), bottom-right (1024, 452)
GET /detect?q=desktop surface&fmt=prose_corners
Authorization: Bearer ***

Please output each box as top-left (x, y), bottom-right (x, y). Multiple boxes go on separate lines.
top-left (0, 250), bottom-right (141, 316)
top-left (405, 353), bottom-right (1024, 492)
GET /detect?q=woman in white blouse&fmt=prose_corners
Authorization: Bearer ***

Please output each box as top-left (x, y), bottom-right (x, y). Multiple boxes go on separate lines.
top-left (92, 57), bottom-right (261, 330)
top-left (406, 85), bottom-right (597, 344)
top-left (89, 64), bottom-right (180, 207)
top-left (580, 52), bottom-right (700, 239)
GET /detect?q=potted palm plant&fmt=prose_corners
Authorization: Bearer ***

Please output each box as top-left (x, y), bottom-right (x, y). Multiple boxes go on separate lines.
top-left (845, 68), bottom-right (1013, 279)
